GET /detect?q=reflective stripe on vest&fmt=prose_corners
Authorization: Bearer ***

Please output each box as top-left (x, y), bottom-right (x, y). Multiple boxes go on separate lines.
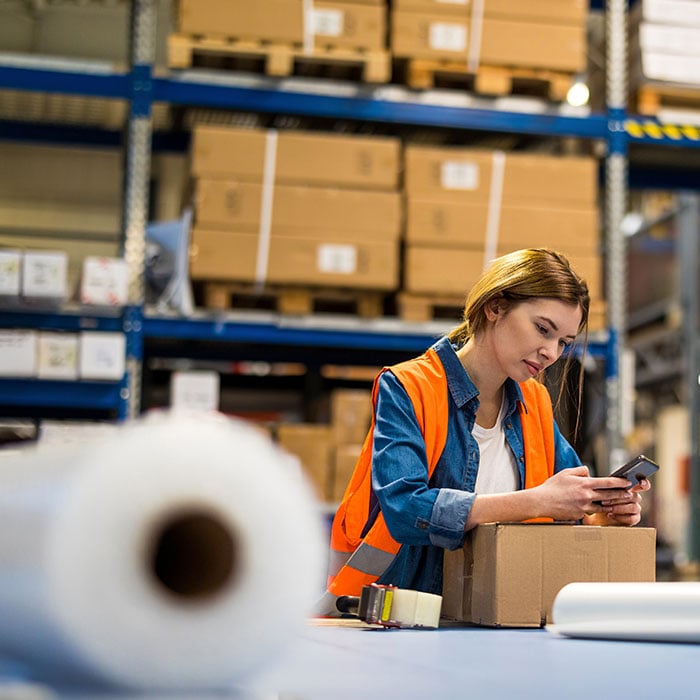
top-left (327, 347), bottom-right (556, 597)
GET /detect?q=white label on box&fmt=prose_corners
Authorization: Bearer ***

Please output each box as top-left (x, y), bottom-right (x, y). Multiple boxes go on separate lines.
top-left (0, 250), bottom-right (21, 295)
top-left (170, 371), bottom-right (220, 413)
top-left (81, 256), bottom-right (129, 306)
top-left (79, 332), bottom-right (126, 381)
top-left (429, 23), bottom-right (467, 52)
top-left (441, 161), bottom-right (479, 190)
top-left (311, 8), bottom-right (344, 37)
top-left (38, 332), bottom-right (79, 380)
top-left (438, 0), bottom-right (468, 4)
top-left (317, 244), bottom-right (357, 274)
top-left (22, 252), bottom-right (68, 299)
top-left (0, 330), bottom-right (38, 377)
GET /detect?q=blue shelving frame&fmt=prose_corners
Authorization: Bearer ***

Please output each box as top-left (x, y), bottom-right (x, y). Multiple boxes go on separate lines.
top-left (0, 0), bottom-right (694, 421)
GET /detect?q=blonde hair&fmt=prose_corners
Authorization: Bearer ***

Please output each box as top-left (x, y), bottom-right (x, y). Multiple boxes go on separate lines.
top-left (447, 248), bottom-right (590, 346)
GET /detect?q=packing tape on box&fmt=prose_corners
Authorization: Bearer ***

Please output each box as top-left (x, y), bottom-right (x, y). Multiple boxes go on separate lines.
top-left (549, 582), bottom-right (700, 643)
top-left (254, 128), bottom-right (278, 291)
top-left (468, 0), bottom-right (485, 73)
top-left (0, 411), bottom-right (325, 691)
top-left (483, 150), bottom-right (506, 269)
top-left (303, 0), bottom-right (315, 54)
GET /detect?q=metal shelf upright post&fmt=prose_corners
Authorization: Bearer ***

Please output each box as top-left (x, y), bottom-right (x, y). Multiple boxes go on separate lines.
top-left (122, 0), bottom-right (157, 419)
top-left (605, 0), bottom-right (629, 467)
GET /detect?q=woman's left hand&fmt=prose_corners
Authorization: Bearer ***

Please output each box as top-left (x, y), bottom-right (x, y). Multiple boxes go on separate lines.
top-left (583, 478), bottom-right (651, 526)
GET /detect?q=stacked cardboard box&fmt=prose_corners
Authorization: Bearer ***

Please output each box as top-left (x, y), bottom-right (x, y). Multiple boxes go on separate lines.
top-left (391, 0), bottom-right (587, 73)
top-left (403, 144), bottom-right (603, 315)
top-left (176, 0), bottom-right (387, 52)
top-left (275, 388), bottom-right (372, 503)
top-left (189, 125), bottom-right (402, 291)
top-left (630, 0), bottom-right (700, 115)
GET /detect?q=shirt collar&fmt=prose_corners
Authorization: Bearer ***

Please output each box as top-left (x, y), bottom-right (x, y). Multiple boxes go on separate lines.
top-left (433, 336), bottom-right (525, 415)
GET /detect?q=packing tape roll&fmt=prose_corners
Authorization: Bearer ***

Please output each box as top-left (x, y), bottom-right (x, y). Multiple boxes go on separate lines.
top-left (390, 589), bottom-right (442, 629)
top-left (0, 411), bottom-right (325, 690)
top-left (549, 582), bottom-right (700, 642)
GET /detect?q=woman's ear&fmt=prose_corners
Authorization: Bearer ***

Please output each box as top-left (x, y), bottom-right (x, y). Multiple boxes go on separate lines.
top-left (484, 298), bottom-right (503, 320)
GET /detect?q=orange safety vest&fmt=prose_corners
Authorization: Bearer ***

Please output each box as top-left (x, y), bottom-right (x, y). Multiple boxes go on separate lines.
top-left (326, 347), bottom-right (556, 598)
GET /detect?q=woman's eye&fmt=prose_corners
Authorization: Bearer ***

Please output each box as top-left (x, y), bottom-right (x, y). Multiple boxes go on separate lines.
top-left (536, 324), bottom-right (547, 336)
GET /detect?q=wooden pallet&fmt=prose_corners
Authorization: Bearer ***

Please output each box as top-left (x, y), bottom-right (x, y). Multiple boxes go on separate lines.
top-left (396, 58), bottom-right (574, 101)
top-left (168, 33), bottom-right (391, 83)
top-left (397, 293), bottom-right (464, 324)
top-left (199, 281), bottom-right (388, 318)
top-left (636, 82), bottom-right (700, 118)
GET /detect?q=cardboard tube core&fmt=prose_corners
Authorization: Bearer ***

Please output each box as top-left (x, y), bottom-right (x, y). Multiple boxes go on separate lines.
top-left (150, 510), bottom-right (237, 600)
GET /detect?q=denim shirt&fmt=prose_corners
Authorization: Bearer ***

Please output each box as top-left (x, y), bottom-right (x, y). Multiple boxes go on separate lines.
top-left (372, 336), bottom-right (581, 595)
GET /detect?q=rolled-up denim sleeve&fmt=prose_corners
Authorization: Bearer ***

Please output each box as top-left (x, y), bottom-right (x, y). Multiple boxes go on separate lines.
top-left (371, 372), bottom-right (472, 549)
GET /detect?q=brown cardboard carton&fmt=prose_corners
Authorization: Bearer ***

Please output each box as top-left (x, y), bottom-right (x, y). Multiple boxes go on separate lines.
top-left (190, 229), bottom-right (400, 290)
top-left (404, 145), bottom-right (597, 208)
top-left (391, 11), bottom-right (586, 72)
top-left (393, 0), bottom-right (587, 24)
top-left (405, 199), bottom-right (599, 255)
top-left (332, 444), bottom-right (363, 503)
top-left (277, 423), bottom-right (333, 501)
top-left (442, 523), bottom-right (656, 627)
top-left (194, 180), bottom-right (402, 240)
top-left (312, 1), bottom-right (387, 51)
top-left (177, 0), bottom-right (305, 43)
top-left (192, 126), bottom-right (401, 190)
top-left (403, 245), bottom-right (486, 296)
top-left (330, 388), bottom-right (373, 445)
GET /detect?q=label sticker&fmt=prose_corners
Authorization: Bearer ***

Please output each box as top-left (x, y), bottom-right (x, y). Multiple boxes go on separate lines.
top-left (317, 244), bottom-right (357, 274)
top-left (311, 9), bottom-right (344, 37)
top-left (441, 161), bottom-right (479, 190)
top-left (429, 23), bottom-right (467, 52)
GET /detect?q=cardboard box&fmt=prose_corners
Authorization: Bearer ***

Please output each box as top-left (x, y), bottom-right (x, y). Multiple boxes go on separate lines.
top-left (277, 423), bottom-right (333, 501)
top-left (0, 249), bottom-right (21, 296)
top-left (404, 245), bottom-right (485, 296)
top-left (80, 256), bottom-right (129, 307)
top-left (392, 0), bottom-right (587, 24)
top-left (37, 332), bottom-right (79, 380)
top-left (21, 251), bottom-right (68, 301)
top-left (194, 180), bottom-right (402, 239)
top-left (406, 200), bottom-right (599, 255)
top-left (442, 523), bottom-right (657, 627)
top-left (177, 0), bottom-right (305, 43)
top-left (311, 1), bottom-right (387, 51)
top-left (170, 370), bottom-right (220, 412)
top-left (330, 388), bottom-right (373, 445)
top-left (633, 0), bottom-right (700, 28)
top-left (191, 229), bottom-right (400, 290)
top-left (191, 126), bottom-right (401, 190)
top-left (404, 146), bottom-right (597, 208)
top-left (79, 332), bottom-right (126, 381)
top-left (332, 443), bottom-right (363, 503)
top-left (0, 330), bottom-right (38, 377)
top-left (391, 11), bottom-right (586, 72)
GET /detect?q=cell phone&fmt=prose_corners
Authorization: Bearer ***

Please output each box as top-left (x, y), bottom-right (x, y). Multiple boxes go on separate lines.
top-left (608, 454), bottom-right (660, 485)
top-left (592, 455), bottom-right (659, 505)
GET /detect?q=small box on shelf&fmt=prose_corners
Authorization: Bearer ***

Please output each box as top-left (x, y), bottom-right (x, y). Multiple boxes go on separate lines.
top-left (80, 257), bottom-right (128, 307)
top-left (78, 332), bottom-right (126, 381)
top-left (21, 251), bottom-right (68, 303)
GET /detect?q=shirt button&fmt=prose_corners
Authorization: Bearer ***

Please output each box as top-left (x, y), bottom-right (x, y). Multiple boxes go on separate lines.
top-left (506, 422), bottom-right (512, 429)
top-left (519, 455), bottom-right (525, 462)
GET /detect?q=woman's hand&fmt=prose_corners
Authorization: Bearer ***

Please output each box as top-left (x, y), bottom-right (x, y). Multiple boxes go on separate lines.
top-left (533, 466), bottom-right (648, 523)
top-left (583, 477), bottom-right (651, 527)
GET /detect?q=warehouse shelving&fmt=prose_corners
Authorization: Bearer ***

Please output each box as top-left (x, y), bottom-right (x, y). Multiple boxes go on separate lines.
top-left (1, 1), bottom-right (699, 549)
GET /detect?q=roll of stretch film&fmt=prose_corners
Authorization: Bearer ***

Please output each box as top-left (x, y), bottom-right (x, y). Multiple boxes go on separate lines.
top-left (0, 411), bottom-right (325, 691)
top-left (549, 582), bottom-right (700, 642)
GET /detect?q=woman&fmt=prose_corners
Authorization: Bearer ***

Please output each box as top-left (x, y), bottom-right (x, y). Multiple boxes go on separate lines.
top-left (322, 248), bottom-right (650, 608)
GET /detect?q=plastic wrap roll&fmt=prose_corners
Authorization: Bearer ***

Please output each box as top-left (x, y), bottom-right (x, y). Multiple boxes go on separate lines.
top-left (0, 411), bottom-right (325, 690)
top-left (550, 582), bottom-right (700, 642)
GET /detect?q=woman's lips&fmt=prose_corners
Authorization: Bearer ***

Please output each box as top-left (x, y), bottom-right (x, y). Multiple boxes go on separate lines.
top-left (524, 360), bottom-right (542, 376)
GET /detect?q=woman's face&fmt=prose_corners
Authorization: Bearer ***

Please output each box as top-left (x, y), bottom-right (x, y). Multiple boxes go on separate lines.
top-left (486, 297), bottom-right (582, 382)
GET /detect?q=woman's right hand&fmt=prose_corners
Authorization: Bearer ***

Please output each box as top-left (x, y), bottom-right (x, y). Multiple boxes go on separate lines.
top-left (533, 466), bottom-right (633, 521)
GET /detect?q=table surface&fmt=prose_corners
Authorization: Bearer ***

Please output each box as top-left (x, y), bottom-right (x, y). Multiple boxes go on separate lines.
top-left (2, 621), bottom-right (698, 700)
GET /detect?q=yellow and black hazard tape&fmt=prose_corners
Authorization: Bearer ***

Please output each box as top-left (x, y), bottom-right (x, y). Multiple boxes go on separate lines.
top-left (624, 119), bottom-right (700, 142)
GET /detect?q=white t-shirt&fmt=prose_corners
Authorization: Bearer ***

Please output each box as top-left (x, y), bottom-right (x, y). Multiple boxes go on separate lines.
top-left (473, 398), bottom-right (519, 494)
